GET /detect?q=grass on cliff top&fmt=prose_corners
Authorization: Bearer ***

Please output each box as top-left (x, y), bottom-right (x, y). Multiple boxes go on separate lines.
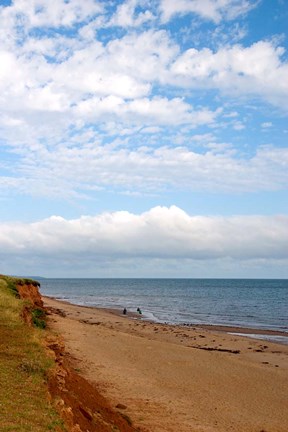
top-left (0, 276), bottom-right (65, 432)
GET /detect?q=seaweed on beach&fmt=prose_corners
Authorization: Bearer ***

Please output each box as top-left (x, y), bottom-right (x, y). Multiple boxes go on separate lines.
top-left (190, 345), bottom-right (240, 354)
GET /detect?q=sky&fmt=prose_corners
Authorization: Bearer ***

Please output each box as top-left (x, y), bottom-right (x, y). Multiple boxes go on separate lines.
top-left (0, 0), bottom-right (288, 278)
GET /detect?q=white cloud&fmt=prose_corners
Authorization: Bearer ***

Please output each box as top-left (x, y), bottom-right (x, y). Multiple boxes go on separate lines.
top-left (261, 122), bottom-right (272, 129)
top-left (40, 93), bottom-right (217, 127)
top-left (0, 0), bottom-right (103, 30)
top-left (0, 29), bottom-right (179, 117)
top-left (140, 126), bottom-right (162, 134)
top-left (108, 0), bottom-right (155, 27)
top-left (104, 29), bottom-right (179, 82)
top-left (170, 41), bottom-right (288, 109)
top-left (1, 8), bottom-right (287, 128)
top-left (208, 22), bottom-right (248, 47)
top-left (1, 141), bottom-right (288, 199)
top-left (160, 0), bottom-right (259, 23)
top-left (123, 97), bottom-right (217, 126)
top-left (0, 207), bottom-right (287, 266)
top-left (233, 121), bottom-right (245, 130)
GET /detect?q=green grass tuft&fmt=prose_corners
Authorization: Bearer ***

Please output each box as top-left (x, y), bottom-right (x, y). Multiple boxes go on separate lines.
top-left (0, 275), bottom-right (65, 431)
top-left (32, 308), bottom-right (47, 329)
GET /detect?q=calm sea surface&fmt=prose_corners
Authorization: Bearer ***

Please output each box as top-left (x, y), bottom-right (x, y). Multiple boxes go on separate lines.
top-left (40, 278), bottom-right (288, 342)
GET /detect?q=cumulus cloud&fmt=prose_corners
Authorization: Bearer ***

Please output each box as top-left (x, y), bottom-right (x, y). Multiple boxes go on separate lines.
top-left (108, 0), bottom-right (155, 27)
top-left (160, 0), bottom-right (259, 23)
top-left (1, 207), bottom-right (287, 264)
top-left (75, 96), bottom-right (218, 126)
top-left (170, 41), bottom-right (288, 109)
top-left (0, 3), bottom-right (287, 133)
top-left (0, 29), bottom-right (178, 116)
top-left (0, 0), bottom-right (103, 30)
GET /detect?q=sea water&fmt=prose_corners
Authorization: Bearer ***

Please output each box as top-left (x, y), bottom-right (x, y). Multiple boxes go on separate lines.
top-left (40, 278), bottom-right (288, 341)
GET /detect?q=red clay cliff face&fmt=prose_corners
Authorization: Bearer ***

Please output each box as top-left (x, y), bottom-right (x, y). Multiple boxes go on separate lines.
top-left (17, 283), bottom-right (43, 308)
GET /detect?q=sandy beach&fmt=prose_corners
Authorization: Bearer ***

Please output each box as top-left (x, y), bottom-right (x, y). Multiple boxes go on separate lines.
top-left (44, 296), bottom-right (288, 432)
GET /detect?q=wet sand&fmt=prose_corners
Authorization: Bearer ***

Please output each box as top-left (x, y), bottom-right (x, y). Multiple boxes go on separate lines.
top-left (44, 296), bottom-right (288, 432)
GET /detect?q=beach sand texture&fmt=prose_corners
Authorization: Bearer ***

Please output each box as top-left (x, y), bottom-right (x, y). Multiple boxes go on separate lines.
top-left (44, 297), bottom-right (288, 432)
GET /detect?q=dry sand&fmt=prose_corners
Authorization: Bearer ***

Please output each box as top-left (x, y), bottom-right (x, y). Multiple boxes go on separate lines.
top-left (44, 296), bottom-right (288, 432)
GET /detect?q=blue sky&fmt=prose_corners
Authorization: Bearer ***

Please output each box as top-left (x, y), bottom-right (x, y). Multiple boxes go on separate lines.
top-left (0, 0), bottom-right (287, 278)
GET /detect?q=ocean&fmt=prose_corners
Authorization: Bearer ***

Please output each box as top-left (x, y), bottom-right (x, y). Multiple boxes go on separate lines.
top-left (40, 278), bottom-right (288, 343)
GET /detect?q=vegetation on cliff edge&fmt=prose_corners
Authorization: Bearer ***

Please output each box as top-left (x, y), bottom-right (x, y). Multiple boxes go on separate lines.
top-left (0, 275), bottom-right (65, 432)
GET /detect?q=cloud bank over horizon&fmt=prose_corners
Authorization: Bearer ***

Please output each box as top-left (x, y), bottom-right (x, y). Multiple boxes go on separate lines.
top-left (1, 206), bottom-right (288, 278)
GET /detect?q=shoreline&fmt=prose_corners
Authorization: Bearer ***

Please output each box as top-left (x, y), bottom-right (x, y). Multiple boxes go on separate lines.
top-left (43, 295), bottom-right (288, 344)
